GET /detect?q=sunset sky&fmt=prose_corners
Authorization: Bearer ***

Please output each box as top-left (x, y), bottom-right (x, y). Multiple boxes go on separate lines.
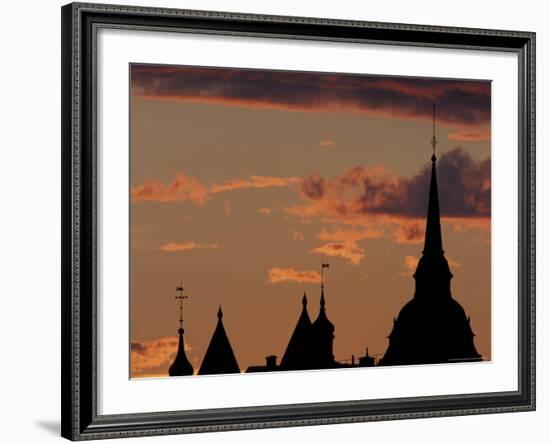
top-left (129, 64), bottom-right (491, 378)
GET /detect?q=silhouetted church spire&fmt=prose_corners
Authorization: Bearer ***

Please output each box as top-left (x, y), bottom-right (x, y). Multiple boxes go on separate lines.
top-left (413, 104), bottom-right (453, 299)
top-left (311, 262), bottom-right (335, 369)
top-left (379, 103), bottom-right (481, 366)
top-left (423, 105), bottom-right (444, 257)
top-left (169, 279), bottom-right (194, 376)
top-left (198, 306), bottom-right (240, 375)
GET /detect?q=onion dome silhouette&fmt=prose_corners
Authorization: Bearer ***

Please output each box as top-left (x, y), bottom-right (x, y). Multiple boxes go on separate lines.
top-left (280, 292), bottom-right (313, 371)
top-left (198, 306), bottom-right (240, 375)
top-left (168, 279), bottom-right (194, 376)
top-left (379, 103), bottom-right (481, 366)
top-left (169, 327), bottom-right (194, 376)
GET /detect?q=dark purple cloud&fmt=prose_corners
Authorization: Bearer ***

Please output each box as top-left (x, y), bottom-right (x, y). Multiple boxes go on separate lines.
top-left (300, 147), bottom-right (490, 220)
top-left (131, 65), bottom-right (491, 127)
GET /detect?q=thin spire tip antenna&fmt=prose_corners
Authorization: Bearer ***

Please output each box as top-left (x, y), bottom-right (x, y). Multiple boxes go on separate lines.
top-left (431, 101), bottom-right (438, 162)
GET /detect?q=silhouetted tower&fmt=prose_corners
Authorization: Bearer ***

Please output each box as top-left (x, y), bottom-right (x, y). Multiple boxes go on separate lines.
top-left (198, 306), bottom-right (241, 375)
top-left (310, 262), bottom-right (336, 369)
top-left (379, 103), bottom-right (481, 366)
top-left (279, 292), bottom-right (313, 371)
top-left (168, 279), bottom-right (194, 376)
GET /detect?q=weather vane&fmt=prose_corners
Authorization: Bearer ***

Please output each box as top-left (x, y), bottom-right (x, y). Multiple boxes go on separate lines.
top-left (321, 260), bottom-right (330, 289)
top-left (175, 278), bottom-right (188, 330)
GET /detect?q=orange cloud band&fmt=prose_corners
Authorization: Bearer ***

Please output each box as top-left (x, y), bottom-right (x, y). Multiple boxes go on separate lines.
top-left (132, 174), bottom-right (300, 204)
top-left (131, 336), bottom-right (192, 376)
top-left (266, 267), bottom-right (322, 284)
top-left (159, 242), bottom-right (220, 252)
top-left (311, 241), bottom-right (365, 265)
top-left (448, 128), bottom-right (491, 142)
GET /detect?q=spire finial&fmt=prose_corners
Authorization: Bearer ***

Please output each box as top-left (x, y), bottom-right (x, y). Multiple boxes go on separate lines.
top-left (431, 101), bottom-right (437, 163)
top-left (175, 277), bottom-right (189, 331)
top-left (421, 106), bottom-right (444, 256)
top-left (217, 305), bottom-right (223, 319)
top-left (302, 292), bottom-right (307, 306)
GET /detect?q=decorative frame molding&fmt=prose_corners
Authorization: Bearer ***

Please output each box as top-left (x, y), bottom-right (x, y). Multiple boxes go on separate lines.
top-left (61, 2), bottom-right (535, 440)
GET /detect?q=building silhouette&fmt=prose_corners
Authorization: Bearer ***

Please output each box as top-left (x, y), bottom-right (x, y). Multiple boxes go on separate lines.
top-left (276, 285), bottom-right (336, 371)
top-left (245, 355), bottom-right (279, 373)
top-left (246, 264), bottom-right (376, 373)
top-left (168, 281), bottom-right (194, 376)
top-left (166, 104), bottom-right (484, 376)
top-left (198, 306), bottom-right (241, 375)
top-left (276, 267), bottom-right (336, 370)
top-left (379, 104), bottom-right (481, 366)
top-left (279, 292), bottom-right (313, 370)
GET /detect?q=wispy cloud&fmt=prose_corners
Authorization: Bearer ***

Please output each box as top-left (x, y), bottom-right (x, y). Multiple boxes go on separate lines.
top-left (312, 242), bottom-right (365, 265)
top-left (159, 242), bottom-right (220, 252)
top-left (131, 336), bottom-right (192, 376)
top-left (210, 176), bottom-right (300, 193)
top-left (448, 128), bottom-right (491, 142)
top-left (266, 267), bottom-right (322, 284)
top-left (258, 207), bottom-right (273, 215)
top-left (318, 227), bottom-right (382, 242)
top-left (132, 174), bottom-right (300, 204)
top-left (309, 227), bottom-right (383, 265)
top-left (131, 174), bottom-right (209, 205)
top-left (319, 139), bottom-right (335, 147)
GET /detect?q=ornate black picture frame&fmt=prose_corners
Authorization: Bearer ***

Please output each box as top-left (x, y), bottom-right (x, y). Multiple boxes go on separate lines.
top-left (61, 2), bottom-right (535, 440)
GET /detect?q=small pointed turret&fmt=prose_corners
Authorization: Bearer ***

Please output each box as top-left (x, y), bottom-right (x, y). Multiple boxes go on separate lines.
top-left (280, 292), bottom-right (313, 370)
top-left (198, 305), bottom-right (240, 375)
top-left (311, 263), bottom-right (335, 369)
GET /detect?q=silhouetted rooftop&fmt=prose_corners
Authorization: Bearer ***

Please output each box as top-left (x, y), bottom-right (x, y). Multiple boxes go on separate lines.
top-left (198, 306), bottom-right (241, 375)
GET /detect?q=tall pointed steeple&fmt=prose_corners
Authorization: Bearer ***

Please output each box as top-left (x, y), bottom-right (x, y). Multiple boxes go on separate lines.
top-left (413, 103), bottom-right (452, 299)
top-left (379, 103), bottom-right (481, 366)
top-left (198, 306), bottom-right (240, 375)
top-left (168, 279), bottom-right (194, 376)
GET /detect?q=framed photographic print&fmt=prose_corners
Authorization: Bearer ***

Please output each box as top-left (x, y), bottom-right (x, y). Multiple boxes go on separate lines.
top-left (61, 2), bottom-right (536, 440)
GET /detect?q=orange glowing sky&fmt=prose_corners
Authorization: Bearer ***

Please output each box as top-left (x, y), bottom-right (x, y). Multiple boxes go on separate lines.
top-left (130, 64), bottom-right (491, 378)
